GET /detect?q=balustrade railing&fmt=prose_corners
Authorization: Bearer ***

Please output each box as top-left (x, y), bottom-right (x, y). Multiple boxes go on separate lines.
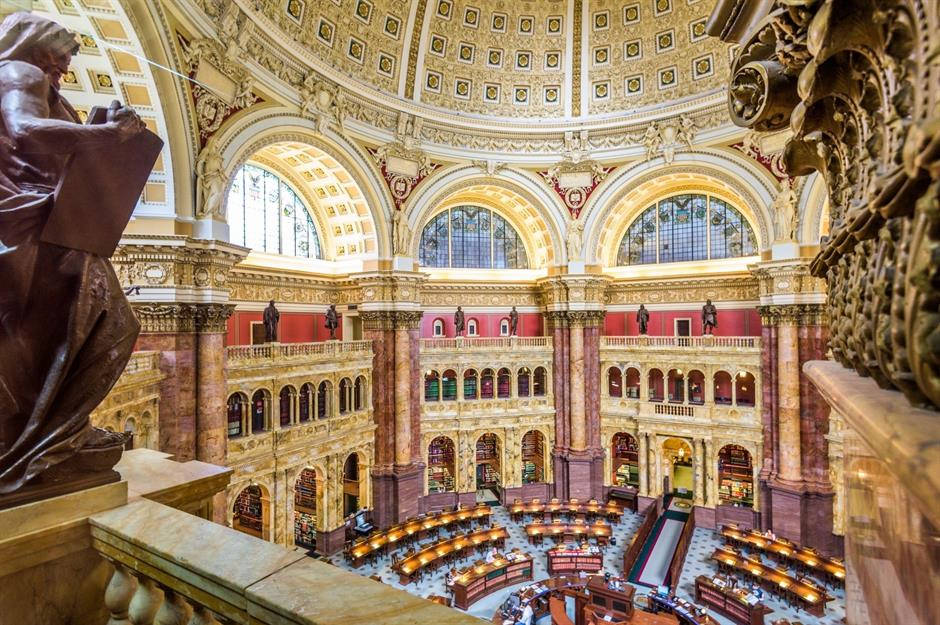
top-left (602, 336), bottom-right (760, 349)
top-left (122, 351), bottom-right (160, 375)
top-left (227, 340), bottom-right (372, 362)
top-left (420, 336), bottom-right (553, 351)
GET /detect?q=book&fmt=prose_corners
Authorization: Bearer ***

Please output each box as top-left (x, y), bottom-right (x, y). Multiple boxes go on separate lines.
top-left (41, 105), bottom-right (164, 258)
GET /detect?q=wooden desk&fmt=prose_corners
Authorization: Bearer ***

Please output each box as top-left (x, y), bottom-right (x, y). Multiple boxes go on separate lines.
top-left (347, 504), bottom-right (491, 567)
top-left (394, 526), bottom-right (508, 584)
top-left (450, 553), bottom-right (534, 609)
top-left (510, 499), bottom-right (624, 523)
top-left (710, 547), bottom-right (831, 617)
top-left (546, 547), bottom-right (604, 575)
top-left (524, 520), bottom-right (613, 545)
top-left (719, 525), bottom-right (845, 584)
top-left (694, 576), bottom-right (768, 625)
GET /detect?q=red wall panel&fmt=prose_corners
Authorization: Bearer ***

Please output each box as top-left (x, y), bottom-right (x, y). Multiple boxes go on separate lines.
top-left (226, 311), bottom-right (341, 346)
top-left (420, 312), bottom-right (543, 338)
top-left (615, 308), bottom-right (760, 337)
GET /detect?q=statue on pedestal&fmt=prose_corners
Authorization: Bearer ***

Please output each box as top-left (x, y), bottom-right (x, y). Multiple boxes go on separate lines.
top-left (454, 306), bottom-right (465, 336)
top-left (637, 304), bottom-right (650, 335)
top-left (0, 13), bottom-right (158, 505)
top-left (263, 300), bottom-right (279, 343)
top-left (509, 306), bottom-right (519, 336)
top-left (702, 300), bottom-right (718, 335)
top-left (325, 304), bottom-right (339, 340)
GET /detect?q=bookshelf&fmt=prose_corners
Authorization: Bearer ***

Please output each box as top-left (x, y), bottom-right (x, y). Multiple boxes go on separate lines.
top-left (427, 436), bottom-right (456, 493)
top-left (611, 433), bottom-right (639, 487)
top-left (294, 468), bottom-right (318, 550)
top-left (521, 431), bottom-right (545, 483)
top-left (234, 485), bottom-right (263, 537)
top-left (718, 445), bottom-right (754, 507)
top-left (476, 433), bottom-right (500, 489)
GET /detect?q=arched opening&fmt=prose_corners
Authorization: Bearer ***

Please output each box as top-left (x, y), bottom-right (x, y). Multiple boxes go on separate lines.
top-left (521, 430), bottom-right (546, 484)
top-left (499, 318), bottom-right (510, 336)
top-left (299, 383), bottom-right (313, 422)
top-left (608, 367), bottom-right (623, 397)
top-left (624, 367), bottom-right (641, 398)
top-left (648, 369), bottom-right (664, 402)
top-left (463, 369), bottom-right (479, 399)
top-left (251, 390), bottom-right (269, 432)
top-left (467, 318), bottom-right (479, 336)
top-left (475, 433), bottom-right (501, 499)
top-left (339, 378), bottom-right (351, 414)
top-left (432, 318), bottom-right (445, 337)
top-left (714, 371), bottom-right (733, 405)
top-left (122, 417), bottom-right (136, 451)
top-left (735, 371), bottom-right (756, 406)
top-left (354, 376), bottom-right (366, 411)
top-left (427, 436), bottom-right (456, 493)
top-left (441, 369), bottom-right (458, 401)
top-left (497, 367), bottom-right (511, 398)
top-left (688, 370), bottom-right (705, 404)
top-left (317, 380), bottom-right (332, 419)
top-left (667, 369), bottom-right (685, 403)
top-left (517, 367), bottom-right (531, 397)
top-left (343, 453), bottom-right (362, 518)
top-left (533, 367), bottom-right (547, 397)
top-left (612, 433), bottom-right (639, 487)
top-left (662, 438), bottom-right (694, 498)
top-left (233, 484), bottom-right (265, 539)
top-left (424, 370), bottom-right (441, 402)
top-left (227, 392), bottom-right (247, 437)
top-left (279, 386), bottom-right (295, 427)
top-left (294, 468), bottom-right (319, 549)
top-left (718, 445), bottom-right (754, 508)
top-left (480, 368), bottom-right (495, 399)
top-left (419, 205), bottom-right (529, 268)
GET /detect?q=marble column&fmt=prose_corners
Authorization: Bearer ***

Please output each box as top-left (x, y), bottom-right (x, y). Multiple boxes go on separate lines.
top-left (777, 319), bottom-right (802, 483)
top-left (693, 438), bottom-right (705, 506)
top-left (704, 439), bottom-right (715, 507)
top-left (638, 433), bottom-right (649, 496)
top-left (569, 316), bottom-right (586, 451)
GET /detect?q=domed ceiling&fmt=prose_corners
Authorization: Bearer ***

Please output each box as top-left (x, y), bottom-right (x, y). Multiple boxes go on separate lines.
top-left (257, 0), bottom-right (729, 122)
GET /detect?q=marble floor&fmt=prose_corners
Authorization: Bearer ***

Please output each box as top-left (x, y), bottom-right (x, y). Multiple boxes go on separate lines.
top-left (328, 505), bottom-right (845, 624)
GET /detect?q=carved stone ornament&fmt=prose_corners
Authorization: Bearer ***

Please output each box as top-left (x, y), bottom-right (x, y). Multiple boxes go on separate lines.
top-left (369, 142), bottom-right (438, 210)
top-left (709, 0), bottom-right (940, 409)
top-left (539, 159), bottom-right (613, 218)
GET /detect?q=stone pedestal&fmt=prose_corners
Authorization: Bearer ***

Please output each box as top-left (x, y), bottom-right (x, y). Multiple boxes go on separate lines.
top-left (371, 464), bottom-right (424, 528)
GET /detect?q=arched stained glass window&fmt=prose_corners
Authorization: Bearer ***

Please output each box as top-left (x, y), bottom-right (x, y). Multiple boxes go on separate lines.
top-left (616, 194), bottom-right (756, 266)
top-left (228, 163), bottom-right (323, 259)
top-left (419, 206), bottom-right (528, 269)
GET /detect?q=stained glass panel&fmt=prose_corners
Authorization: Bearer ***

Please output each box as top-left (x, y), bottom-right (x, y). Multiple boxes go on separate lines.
top-left (418, 206), bottom-right (528, 268)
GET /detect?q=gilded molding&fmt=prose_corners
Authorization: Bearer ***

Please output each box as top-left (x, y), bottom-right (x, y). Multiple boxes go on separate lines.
top-left (757, 304), bottom-right (827, 327)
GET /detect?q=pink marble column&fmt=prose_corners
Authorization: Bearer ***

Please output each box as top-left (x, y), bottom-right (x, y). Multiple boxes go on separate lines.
top-left (394, 326), bottom-right (411, 467)
top-left (568, 319), bottom-right (586, 451)
top-left (776, 320), bottom-right (802, 483)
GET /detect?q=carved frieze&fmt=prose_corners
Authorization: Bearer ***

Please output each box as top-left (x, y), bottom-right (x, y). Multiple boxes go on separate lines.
top-left (606, 276), bottom-right (759, 306)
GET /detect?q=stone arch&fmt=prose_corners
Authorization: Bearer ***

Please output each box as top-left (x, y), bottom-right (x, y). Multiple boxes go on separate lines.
top-left (798, 172), bottom-right (829, 245)
top-left (403, 165), bottom-right (567, 268)
top-left (582, 150), bottom-right (777, 265)
top-left (215, 112), bottom-right (392, 259)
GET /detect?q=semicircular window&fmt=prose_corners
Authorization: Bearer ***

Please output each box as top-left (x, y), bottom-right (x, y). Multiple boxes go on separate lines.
top-left (419, 206), bottom-right (528, 269)
top-left (616, 194), bottom-right (756, 266)
top-left (228, 163), bottom-right (323, 259)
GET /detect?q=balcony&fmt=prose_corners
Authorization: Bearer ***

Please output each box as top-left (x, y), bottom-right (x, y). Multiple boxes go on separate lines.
top-left (602, 335), bottom-right (760, 350)
top-left (420, 335), bottom-right (553, 352)
top-left (227, 340), bottom-right (372, 363)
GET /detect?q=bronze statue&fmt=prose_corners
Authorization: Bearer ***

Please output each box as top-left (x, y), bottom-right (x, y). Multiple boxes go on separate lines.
top-left (454, 306), bottom-right (465, 336)
top-left (263, 300), bottom-right (279, 343)
top-left (637, 304), bottom-right (650, 335)
top-left (509, 306), bottom-right (518, 336)
top-left (0, 13), bottom-right (155, 503)
top-left (325, 304), bottom-right (339, 340)
top-left (702, 300), bottom-right (718, 335)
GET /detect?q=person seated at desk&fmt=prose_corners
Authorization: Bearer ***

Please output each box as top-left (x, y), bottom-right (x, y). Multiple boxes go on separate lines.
top-left (517, 599), bottom-right (535, 625)
top-left (446, 568), bottom-right (460, 586)
top-left (486, 546), bottom-right (499, 564)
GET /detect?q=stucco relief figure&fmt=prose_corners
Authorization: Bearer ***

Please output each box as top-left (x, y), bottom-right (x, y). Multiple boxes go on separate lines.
top-left (325, 304), bottom-right (339, 340)
top-left (454, 306), bottom-right (465, 336)
top-left (392, 209), bottom-right (410, 256)
top-left (194, 134), bottom-right (225, 219)
top-left (702, 300), bottom-right (718, 335)
top-left (772, 182), bottom-right (798, 242)
top-left (263, 300), bottom-right (280, 343)
top-left (566, 217), bottom-right (584, 260)
top-left (642, 124), bottom-right (662, 161)
top-left (509, 306), bottom-right (519, 336)
top-left (0, 13), bottom-right (150, 498)
top-left (637, 304), bottom-right (650, 335)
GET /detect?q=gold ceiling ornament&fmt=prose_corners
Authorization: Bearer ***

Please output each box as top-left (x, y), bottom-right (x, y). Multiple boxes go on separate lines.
top-left (710, 0), bottom-right (940, 409)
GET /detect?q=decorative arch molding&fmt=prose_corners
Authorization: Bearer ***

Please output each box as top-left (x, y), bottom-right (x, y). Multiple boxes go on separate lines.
top-left (216, 111), bottom-right (393, 259)
top-left (582, 150), bottom-right (777, 266)
top-left (403, 165), bottom-right (568, 268)
top-left (798, 173), bottom-right (829, 245)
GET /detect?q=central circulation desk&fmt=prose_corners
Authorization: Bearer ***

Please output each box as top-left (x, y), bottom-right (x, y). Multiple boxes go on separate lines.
top-left (450, 552), bottom-right (533, 610)
top-left (348, 504), bottom-right (491, 567)
top-left (395, 526), bottom-right (509, 585)
top-left (719, 525), bottom-right (845, 585)
top-left (525, 520), bottom-right (613, 545)
top-left (694, 576), bottom-right (769, 625)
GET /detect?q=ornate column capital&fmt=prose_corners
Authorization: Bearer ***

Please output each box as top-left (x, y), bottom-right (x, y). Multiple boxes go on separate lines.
top-left (757, 303), bottom-right (827, 326)
top-left (133, 303), bottom-right (197, 333)
top-left (360, 310), bottom-right (423, 331)
top-left (194, 303), bottom-right (236, 333)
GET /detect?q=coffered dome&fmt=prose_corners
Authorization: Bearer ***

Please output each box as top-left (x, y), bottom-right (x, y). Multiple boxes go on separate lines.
top-left (257, 0), bottom-right (729, 123)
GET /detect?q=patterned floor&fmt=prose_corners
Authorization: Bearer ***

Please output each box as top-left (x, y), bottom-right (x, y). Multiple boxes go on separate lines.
top-left (328, 506), bottom-right (845, 624)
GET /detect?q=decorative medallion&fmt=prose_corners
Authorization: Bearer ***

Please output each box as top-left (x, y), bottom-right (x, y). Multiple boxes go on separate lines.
top-left (593, 45), bottom-right (610, 66)
top-left (491, 12), bottom-right (507, 33)
top-left (514, 85), bottom-right (530, 105)
top-left (516, 50), bottom-right (532, 70)
top-left (623, 3), bottom-right (640, 25)
top-left (285, 0), bottom-right (304, 23)
top-left (592, 80), bottom-right (610, 100)
top-left (463, 7), bottom-right (480, 28)
top-left (425, 70), bottom-right (442, 93)
top-left (383, 14), bottom-right (402, 39)
top-left (369, 143), bottom-right (440, 210)
top-left (377, 52), bottom-right (396, 77)
top-left (545, 50), bottom-right (561, 70)
top-left (316, 18), bottom-right (335, 46)
top-left (519, 15), bottom-right (534, 34)
top-left (486, 48), bottom-right (503, 68)
top-left (653, 0), bottom-right (672, 18)
top-left (625, 74), bottom-right (643, 96)
top-left (689, 18), bottom-right (708, 42)
top-left (593, 10), bottom-right (609, 30)
top-left (347, 36), bottom-right (365, 64)
top-left (457, 42), bottom-right (475, 63)
top-left (454, 77), bottom-right (471, 100)
top-left (436, 0), bottom-right (452, 20)
top-left (692, 54), bottom-right (713, 80)
top-left (547, 16), bottom-right (563, 35)
top-left (353, 0), bottom-right (373, 24)
top-left (543, 85), bottom-right (560, 105)
top-left (483, 82), bottom-right (500, 103)
top-left (656, 29), bottom-right (675, 53)
top-left (539, 159), bottom-right (614, 218)
top-left (624, 39), bottom-right (642, 60)
top-left (658, 66), bottom-right (677, 89)
top-left (429, 34), bottom-right (447, 57)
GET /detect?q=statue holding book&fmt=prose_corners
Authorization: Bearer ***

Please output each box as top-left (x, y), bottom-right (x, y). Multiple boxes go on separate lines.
top-left (0, 13), bottom-right (162, 505)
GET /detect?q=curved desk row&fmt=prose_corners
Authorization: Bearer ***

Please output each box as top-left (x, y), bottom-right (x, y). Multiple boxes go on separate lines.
top-left (348, 504), bottom-right (491, 567)
top-left (394, 526), bottom-right (509, 584)
top-left (720, 525), bottom-right (845, 585)
top-left (525, 520), bottom-right (613, 545)
top-left (449, 552), bottom-right (533, 610)
top-left (510, 498), bottom-right (624, 523)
